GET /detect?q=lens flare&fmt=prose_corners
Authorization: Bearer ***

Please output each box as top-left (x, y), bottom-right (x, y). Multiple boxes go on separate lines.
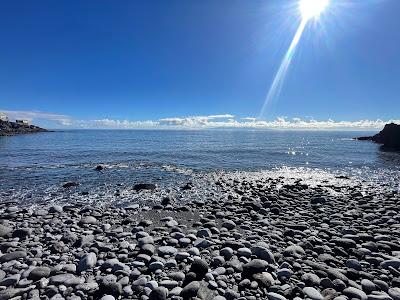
top-left (300, 0), bottom-right (329, 20)
top-left (259, 0), bottom-right (329, 119)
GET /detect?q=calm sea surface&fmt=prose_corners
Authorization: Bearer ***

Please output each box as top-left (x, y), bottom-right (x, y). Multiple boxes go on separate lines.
top-left (1, 130), bottom-right (399, 204)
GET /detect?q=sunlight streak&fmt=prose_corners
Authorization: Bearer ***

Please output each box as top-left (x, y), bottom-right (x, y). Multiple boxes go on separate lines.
top-left (259, 19), bottom-right (307, 119)
top-left (259, 0), bottom-right (330, 119)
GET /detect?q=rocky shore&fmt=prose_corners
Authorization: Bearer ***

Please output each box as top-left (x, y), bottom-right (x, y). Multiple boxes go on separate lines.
top-left (0, 172), bottom-right (399, 300)
top-left (358, 123), bottom-right (400, 150)
top-left (0, 121), bottom-right (49, 136)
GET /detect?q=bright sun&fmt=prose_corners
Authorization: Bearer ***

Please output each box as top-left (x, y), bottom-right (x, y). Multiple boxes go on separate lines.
top-left (299, 0), bottom-right (330, 20)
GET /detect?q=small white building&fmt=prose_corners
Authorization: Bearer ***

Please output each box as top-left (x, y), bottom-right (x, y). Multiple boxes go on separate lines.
top-left (0, 112), bottom-right (8, 122)
top-left (16, 119), bottom-right (29, 125)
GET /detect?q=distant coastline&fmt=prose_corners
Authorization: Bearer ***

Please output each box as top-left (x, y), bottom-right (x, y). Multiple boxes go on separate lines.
top-left (357, 123), bottom-right (400, 150)
top-left (0, 120), bottom-right (50, 136)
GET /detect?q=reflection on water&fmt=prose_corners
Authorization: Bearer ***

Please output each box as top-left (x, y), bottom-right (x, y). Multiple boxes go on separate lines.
top-left (377, 146), bottom-right (400, 166)
top-left (0, 129), bottom-right (399, 204)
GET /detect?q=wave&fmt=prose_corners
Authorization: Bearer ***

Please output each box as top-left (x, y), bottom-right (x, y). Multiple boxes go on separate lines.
top-left (1, 165), bottom-right (398, 209)
top-left (0, 161), bottom-right (194, 175)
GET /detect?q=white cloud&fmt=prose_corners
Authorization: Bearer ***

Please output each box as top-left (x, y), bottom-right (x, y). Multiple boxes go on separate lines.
top-left (241, 117), bottom-right (257, 121)
top-left (159, 114), bottom-right (235, 127)
top-left (0, 110), bottom-right (72, 125)
top-left (1, 109), bottom-right (398, 130)
top-left (207, 114), bottom-right (235, 119)
top-left (90, 119), bottom-right (159, 129)
top-left (82, 116), bottom-right (400, 130)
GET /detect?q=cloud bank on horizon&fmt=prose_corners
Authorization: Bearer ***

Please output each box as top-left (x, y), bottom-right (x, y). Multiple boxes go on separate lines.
top-left (1, 109), bottom-right (399, 130)
top-left (1, 110), bottom-right (72, 126)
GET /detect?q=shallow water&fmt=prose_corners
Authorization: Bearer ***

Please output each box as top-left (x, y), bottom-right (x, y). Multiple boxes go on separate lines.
top-left (0, 129), bottom-right (399, 205)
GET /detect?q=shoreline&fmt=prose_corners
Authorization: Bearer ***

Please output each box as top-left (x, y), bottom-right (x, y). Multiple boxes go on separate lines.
top-left (0, 172), bottom-right (399, 299)
top-left (0, 120), bottom-right (50, 137)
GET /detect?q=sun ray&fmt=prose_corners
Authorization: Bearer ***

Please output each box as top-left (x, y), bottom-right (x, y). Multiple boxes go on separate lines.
top-left (259, 0), bottom-right (330, 119)
top-left (259, 19), bottom-right (307, 119)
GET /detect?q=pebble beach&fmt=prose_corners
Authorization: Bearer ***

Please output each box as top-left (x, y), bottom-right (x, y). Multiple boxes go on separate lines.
top-left (1, 0), bottom-right (400, 299)
top-left (0, 171), bottom-right (399, 300)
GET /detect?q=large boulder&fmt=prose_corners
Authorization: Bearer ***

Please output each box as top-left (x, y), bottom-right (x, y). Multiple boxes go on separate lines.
top-left (358, 123), bottom-right (400, 150)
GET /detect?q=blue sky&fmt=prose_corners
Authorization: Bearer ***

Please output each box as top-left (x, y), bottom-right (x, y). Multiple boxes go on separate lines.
top-left (0, 0), bottom-right (399, 129)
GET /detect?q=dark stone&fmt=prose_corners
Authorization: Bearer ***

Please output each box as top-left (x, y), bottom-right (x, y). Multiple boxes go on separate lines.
top-left (100, 275), bottom-right (122, 296)
top-left (140, 243), bottom-right (155, 256)
top-left (74, 234), bottom-right (95, 248)
top-left (181, 182), bottom-right (192, 190)
top-left (182, 272), bottom-right (197, 286)
top-left (270, 207), bottom-right (281, 214)
top-left (62, 181), bottom-right (79, 188)
top-left (301, 273), bottom-right (321, 287)
top-left (94, 165), bottom-right (105, 171)
top-left (133, 183), bottom-right (157, 191)
top-left (224, 288), bottom-right (240, 300)
top-left (310, 196), bottom-right (327, 205)
top-left (253, 272), bottom-right (275, 287)
top-left (149, 287), bottom-right (168, 300)
top-left (12, 228), bottom-right (31, 239)
top-left (331, 238), bottom-right (357, 249)
top-left (161, 197), bottom-right (172, 206)
top-left (251, 246), bottom-right (275, 264)
top-left (77, 252), bottom-right (97, 273)
top-left (0, 251), bottom-right (27, 263)
top-left (0, 287), bottom-right (33, 299)
top-left (242, 259), bottom-right (269, 277)
top-left (28, 267), bottom-right (51, 281)
top-left (79, 216), bottom-right (98, 225)
top-left (189, 259), bottom-right (209, 280)
top-left (181, 281), bottom-right (200, 299)
top-left (342, 287), bottom-right (367, 300)
top-left (49, 205), bottom-right (63, 213)
top-left (62, 231), bottom-right (78, 244)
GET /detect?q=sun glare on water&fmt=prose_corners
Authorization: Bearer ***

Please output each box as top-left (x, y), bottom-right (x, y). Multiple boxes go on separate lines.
top-left (259, 0), bottom-right (330, 119)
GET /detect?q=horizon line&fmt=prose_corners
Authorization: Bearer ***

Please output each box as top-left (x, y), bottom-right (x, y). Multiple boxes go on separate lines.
top-left (1, 109), bottom-right (399, 131)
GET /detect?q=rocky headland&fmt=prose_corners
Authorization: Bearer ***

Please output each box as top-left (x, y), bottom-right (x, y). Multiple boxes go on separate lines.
top-left (0, 121), bottom-right (49, 136)
top-left (0, 172), bottom-right (399, 300)
top-left (358, 123), bottom-right (400, 150)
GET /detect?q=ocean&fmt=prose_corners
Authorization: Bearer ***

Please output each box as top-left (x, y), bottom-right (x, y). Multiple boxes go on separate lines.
top-left (1, 129), bottom-right (399, 206)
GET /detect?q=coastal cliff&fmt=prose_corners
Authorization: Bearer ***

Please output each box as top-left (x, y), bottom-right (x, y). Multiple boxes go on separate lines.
top-left (0, 120), bottom-right (50, 136)
top-left (358, 123), bottom-right (400, 150)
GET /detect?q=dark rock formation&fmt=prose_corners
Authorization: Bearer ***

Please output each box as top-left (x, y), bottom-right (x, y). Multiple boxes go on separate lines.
top-left (133, 183), bottom-right (157, 192)
top-left (94, 165), bottom-right (105, 171)
top-left (0, 120), bottom-right (50, 136)
top-left (358, 123), bottom-right (400, 150)
top-left (62, 182), bottom-right (79, 188)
